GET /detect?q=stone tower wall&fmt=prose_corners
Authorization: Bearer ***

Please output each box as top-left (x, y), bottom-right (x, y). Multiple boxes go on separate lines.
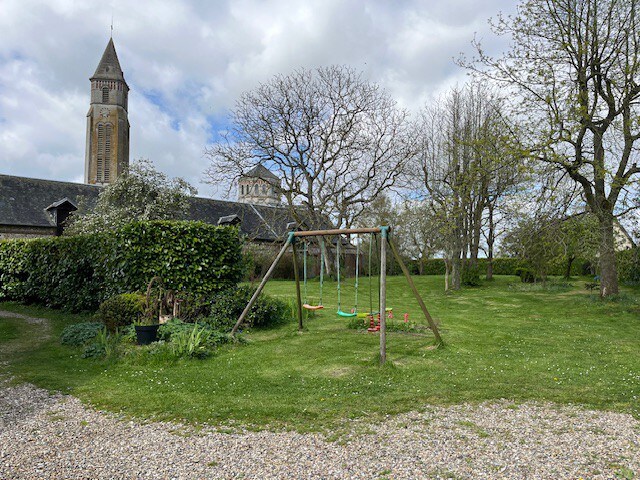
top-left (238, 177), bottom-right (280, 206)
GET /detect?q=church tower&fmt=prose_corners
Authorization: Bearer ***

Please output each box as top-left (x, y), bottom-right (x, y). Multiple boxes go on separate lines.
top-left (84, 38), bottom-right (130, 185)
top-left (238, 164), bottom-right (281, 206)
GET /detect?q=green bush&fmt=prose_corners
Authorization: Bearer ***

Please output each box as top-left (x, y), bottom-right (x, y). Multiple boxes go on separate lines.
top-left (99, 293), bottom-right (146, 332)
top-left (461, 264), bottom-right (481, 286)
top-left (618, 248), bottom-right (640, 284)
top-left (515, 267), bottom-right (535, 283)
top-left (0, 221), bottom-right (244, 311)
top-left (0, 240), bottom-right (30, 300)
top-left (60, 322), bottom-right (105, 346)
top-left (205, 286), bottom-right (290, 330)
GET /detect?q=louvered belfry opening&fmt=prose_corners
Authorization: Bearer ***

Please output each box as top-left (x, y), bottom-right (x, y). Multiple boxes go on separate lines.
top-left (96, 122), bottom-right (113, 184)
top-left (97, 123), bottom-right (105, 183)
top-left (104, 124), bottom-right (112, 182)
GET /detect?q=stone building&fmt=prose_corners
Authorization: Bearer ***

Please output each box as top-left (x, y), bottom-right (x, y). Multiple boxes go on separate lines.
top-left (84, 38), bottom-right (130, 185)
top-left (0, 174), bottom-right (294, 242)
top-left (238, 164), bottom-right (281, 206)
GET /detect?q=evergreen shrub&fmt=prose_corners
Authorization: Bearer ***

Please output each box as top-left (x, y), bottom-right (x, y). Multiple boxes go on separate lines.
top-left (205, 286), bottom-right (290, 330)
top-left (0, 221), bottom-right (244, 311)
top-left (99, 293), bottom-right (146, 332)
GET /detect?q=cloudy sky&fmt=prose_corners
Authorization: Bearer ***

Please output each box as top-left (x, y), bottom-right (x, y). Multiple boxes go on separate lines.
top-left (0, 0), bottom-right (516, 198)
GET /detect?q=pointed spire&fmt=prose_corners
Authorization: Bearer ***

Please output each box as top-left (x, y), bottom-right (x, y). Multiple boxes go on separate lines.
top-left (91, 38), bottom-right (126, 82)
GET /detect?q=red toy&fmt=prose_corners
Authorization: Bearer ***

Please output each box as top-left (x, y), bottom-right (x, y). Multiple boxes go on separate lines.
top-left (367, 313), bottom-right (381, 332)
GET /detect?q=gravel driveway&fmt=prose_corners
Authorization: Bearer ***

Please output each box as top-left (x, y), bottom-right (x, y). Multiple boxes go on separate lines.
top-left (1, 379), bottom-right (638, 479)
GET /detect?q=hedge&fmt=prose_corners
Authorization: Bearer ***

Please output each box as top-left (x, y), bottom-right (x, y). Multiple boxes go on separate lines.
top-left (618, 248), bottom-right (640, 284)
top-left (405, 257), bottom-right (588, 277)
top-left (0, 221), bottom-right (244, 311)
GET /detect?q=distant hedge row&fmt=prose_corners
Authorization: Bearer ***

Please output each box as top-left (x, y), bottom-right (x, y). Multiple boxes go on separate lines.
top-left (404, 257), bottom-right (591, 277)
top-left (0, 221), bottom-right (244, 311)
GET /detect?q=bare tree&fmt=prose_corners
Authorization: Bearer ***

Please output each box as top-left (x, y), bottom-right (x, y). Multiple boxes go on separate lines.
top-left (395, 201), bottom-right (443, 276)
top-left (411, 83), bottom-right (521, 290)
top-left (204, 65), bottom-right (413, 232)
top-left (462, 0), bottom-right (640, 296)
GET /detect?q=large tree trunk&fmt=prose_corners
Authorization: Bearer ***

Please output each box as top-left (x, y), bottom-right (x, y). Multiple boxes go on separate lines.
top-left (444, 259), bottom-right (451, 291)
top-left (486, 201), bottom-right (495, 280)
top-left (598, 212), bottom-right (619, 297)
top-left (451, 255), bottom-right (462, 290)
top-left (564, 255), bottom-right (575, 279)
top-left (486, 255), bottom-right (493, 281)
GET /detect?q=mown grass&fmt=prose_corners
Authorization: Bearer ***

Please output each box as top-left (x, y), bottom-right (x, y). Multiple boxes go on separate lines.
top-left (1, 275), bottom-right (639, 432)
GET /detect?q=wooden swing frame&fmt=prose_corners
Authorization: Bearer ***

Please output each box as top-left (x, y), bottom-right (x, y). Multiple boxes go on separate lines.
top-left (230, 226), bottom-right (444, 364)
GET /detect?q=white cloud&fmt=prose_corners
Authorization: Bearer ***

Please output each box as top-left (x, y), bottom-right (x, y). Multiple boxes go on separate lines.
top-left (0, 0), bottom-right (516, 198)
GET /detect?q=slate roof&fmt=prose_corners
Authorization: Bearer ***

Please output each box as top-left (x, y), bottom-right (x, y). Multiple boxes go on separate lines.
top-left (91, 38), bottom-right (127, 84)
top-left (0, 174), bottom-right (293, 242)
top-left (244, 164), bottom-right (279, 182)
top-left (188, 196), bottom-right (292, 241)
top-left (0, 175), bottom-right (100, 228)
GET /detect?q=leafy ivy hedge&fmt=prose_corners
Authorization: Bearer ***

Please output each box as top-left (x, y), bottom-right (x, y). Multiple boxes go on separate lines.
top-left (0, 221), bottom-right (244, 311)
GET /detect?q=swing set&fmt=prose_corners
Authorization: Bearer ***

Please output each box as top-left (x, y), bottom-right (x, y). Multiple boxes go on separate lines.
top-left (231, 226), bottom-right (443, 364)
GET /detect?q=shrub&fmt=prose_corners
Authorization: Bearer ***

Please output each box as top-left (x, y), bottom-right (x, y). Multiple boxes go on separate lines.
top-left (461, 264), bottom-right (481, 287)
top-left (515, 267), bottom-right (535, 283)
top-left (99, 293), bottom-right (146, 332)
top-left (0, 221), bottom-right (244, 311)
top-left (60, 322), bottom-right (105, 346)
top-left (172, 293), bottom-right (213, 322)
top-left (205, 286), bottom-right (290, 330)
top-left (618, 248), bottom-right (640, 284)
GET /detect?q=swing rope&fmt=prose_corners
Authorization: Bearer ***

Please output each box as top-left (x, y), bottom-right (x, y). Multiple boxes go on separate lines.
top-left (303, 241), bottom-right (308, 304)
top-left (337, 234), bottom-right (358, 317)
top-left (336, 237), bottom-right (341, 310)
top-left (303, 240), bottom-right (324, 310)
top-left (354, 237), bottom-right (359, 312)
top-left (369, 233), bottom-right (373, 315)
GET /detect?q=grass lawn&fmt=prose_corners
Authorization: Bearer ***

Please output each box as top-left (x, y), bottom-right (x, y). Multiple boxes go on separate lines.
top-left (1, 275), bottom-right (639, 432)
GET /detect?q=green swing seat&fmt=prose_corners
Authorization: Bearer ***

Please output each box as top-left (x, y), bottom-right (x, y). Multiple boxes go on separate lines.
top-left (336, 235), bottom-right (361, 318)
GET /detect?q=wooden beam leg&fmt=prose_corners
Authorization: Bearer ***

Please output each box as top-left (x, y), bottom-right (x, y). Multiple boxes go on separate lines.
top-left (388, 238), bottom-right (444, 346)
top-left (231, 237), bottom-right (292, 335)
top-left (291, 241), bottom-right (304, 331)
top-left (379, 229), bottom-right (387, 364)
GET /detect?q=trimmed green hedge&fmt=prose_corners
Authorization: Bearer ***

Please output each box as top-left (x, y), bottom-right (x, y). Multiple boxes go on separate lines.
top-left (405, 257), bottom-right (588, 277)
top-left (618, 248), bottom-right (640, 284)
top-left (0, 221), bottom-right (244, 311)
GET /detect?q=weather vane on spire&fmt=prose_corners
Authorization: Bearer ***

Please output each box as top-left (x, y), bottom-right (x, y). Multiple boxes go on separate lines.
top-left (110, 13), bottom-right (114, 38)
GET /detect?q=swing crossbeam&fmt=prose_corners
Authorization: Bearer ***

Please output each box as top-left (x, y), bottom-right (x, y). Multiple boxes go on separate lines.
top-left (292, 227), bottom-right (383, 238)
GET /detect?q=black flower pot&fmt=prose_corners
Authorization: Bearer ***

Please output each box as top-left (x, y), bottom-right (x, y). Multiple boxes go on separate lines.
top-left (135, 324), bottom-right (160, 345)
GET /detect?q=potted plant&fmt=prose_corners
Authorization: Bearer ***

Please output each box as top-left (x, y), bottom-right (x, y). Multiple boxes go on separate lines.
top-left (134, 276), bottom-right (164, 345)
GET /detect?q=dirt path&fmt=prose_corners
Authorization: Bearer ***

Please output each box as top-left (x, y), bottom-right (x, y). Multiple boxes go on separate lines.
top-left (0, 310), bottom-right (52, 362)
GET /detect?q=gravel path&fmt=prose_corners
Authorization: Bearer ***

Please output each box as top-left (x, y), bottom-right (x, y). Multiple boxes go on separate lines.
top-left (0, 312), bottom-right (638, 479)
top-left (1, 382), bottom-right (638, 479)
